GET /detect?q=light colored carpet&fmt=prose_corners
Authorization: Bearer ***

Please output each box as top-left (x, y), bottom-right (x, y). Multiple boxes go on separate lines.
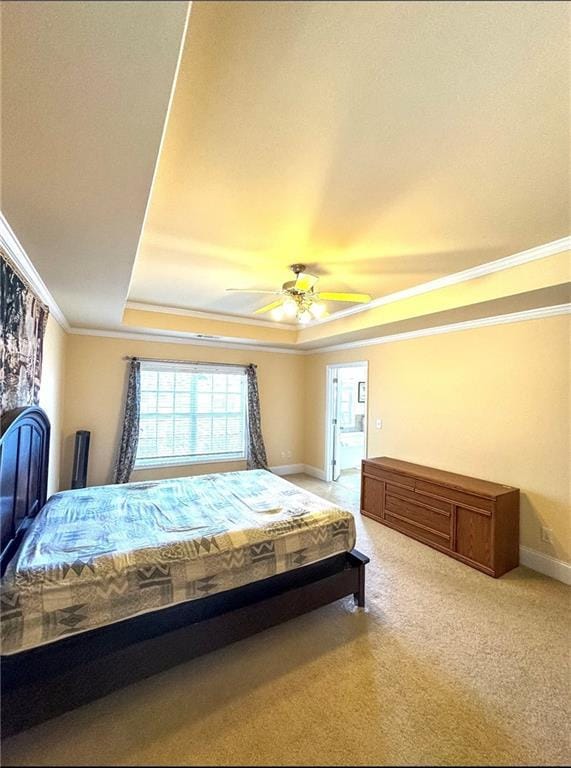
top-left (2, 473), bottom-right (569, 766)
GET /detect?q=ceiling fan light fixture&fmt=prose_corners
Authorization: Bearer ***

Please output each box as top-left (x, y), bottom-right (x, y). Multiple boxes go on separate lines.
top-left (283, 299), bottom-right (297, 317)
top-left (226, 264), bottom-right (371, 322)
top-left (309, 301), bottom-right (326, 318)
top-left (270, 306), bottom-right (284, 321)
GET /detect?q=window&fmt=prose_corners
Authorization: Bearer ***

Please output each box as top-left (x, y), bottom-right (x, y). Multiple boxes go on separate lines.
top-left (135, 362), bottom-right (248, 469)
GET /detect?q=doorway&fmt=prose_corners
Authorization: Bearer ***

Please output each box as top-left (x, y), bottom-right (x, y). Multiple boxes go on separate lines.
top-left (325, 362), bottom-right (368, 484)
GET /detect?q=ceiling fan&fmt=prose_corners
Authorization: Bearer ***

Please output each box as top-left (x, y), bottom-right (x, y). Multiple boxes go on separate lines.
top-left (226, 264), bottom-right (371, 323)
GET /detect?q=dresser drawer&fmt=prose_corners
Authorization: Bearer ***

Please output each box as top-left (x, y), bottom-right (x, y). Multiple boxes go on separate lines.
top-left (414, 479), bottom-right (494, 513)
top-left (384, 512), bottom-right (450, 547)
top-left (385, 493), bottom-right (450, 536)
top-left (363, 463), bottom-right (415, 489)
top-left (386, 482), bottom-right (451, 514)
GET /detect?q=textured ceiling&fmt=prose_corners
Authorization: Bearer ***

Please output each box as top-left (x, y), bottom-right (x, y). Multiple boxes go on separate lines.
top-left (129, 0), bottom-right (570, 320)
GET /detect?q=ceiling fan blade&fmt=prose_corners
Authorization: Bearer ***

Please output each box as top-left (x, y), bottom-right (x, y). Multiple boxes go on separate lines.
top-left (294, 272), bottom-right (318, 292)
top-left (226, 288), bottom-right (281, 294)
top-left (318, 292), bottom-right (371, 303)
top-left (254, 299), bottom-right (285, 315)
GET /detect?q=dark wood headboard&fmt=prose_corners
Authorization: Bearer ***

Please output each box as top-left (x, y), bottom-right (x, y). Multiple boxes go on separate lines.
top-left (0, 407), bottom-right (50, 575)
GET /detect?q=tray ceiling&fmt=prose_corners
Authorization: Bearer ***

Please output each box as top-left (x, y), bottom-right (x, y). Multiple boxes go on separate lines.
top-left (1, 1), bottom-right (569, 332)
top-left (1, 0), bottom-right (189, 327)
top-left (129, 0), bottom-right (570, 321)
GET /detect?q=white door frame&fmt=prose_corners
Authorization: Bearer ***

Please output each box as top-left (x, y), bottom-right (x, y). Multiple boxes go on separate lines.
top-left (324, 361), bottom-right (369, 482)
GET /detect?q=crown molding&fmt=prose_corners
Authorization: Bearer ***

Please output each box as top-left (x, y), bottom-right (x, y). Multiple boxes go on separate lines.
top-left (125, 301), bottom-right (298, 330)
top-left (127, 237), bottom-right (570, 332)
top-left (306, 236), bottom-right (571, 328)
top-left (70, 302), bottom-right (570, 356)
top-left (0, 211), bottom-right (70, 330)
top-left (305, 303), bottom-right (571, 355)
top-left (68, 326), bottom-right (303, 355)
top-left (4, 205), bottom-right (565, 350)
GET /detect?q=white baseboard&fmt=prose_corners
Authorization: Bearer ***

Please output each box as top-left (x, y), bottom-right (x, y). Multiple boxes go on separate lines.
top-left (270, 464), bottom-right (305, 476)
top-left (519, 546), bottom-right (571, 585)
top-left (270, 463), bottom-right (328, 480)
top-left (303, 464), bottom-right (327, 481)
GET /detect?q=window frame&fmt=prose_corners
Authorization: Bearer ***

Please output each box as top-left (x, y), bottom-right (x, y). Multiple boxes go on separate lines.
top-left (134, 361), bottom-right (249, 470)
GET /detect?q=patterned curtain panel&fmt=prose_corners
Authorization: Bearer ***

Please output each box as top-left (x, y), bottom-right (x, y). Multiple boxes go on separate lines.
top-left (1, 252), bottom-right (49, 416)
top-left (246, 363), bottom-right (269, 470)
top-left (113, 359), bottom-right (141, 483)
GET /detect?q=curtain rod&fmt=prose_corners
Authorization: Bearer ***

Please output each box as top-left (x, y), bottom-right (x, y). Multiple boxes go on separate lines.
top-left (123, 356), bottom-right (256, 369)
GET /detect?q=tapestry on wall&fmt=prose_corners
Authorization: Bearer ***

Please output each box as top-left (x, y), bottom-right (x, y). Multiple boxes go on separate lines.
top-left (1, 251), bottom-right (49, 416)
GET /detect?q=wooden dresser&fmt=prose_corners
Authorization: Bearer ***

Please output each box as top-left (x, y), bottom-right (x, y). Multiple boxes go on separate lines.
top-left (361, 457), bottom-right (519, 577)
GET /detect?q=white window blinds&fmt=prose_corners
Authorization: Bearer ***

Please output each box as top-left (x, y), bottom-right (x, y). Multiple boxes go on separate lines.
top-left (135, 362), bottom-right (247, 468)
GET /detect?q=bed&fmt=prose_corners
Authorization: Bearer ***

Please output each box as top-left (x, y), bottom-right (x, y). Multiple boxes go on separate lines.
top-left (0, 406), bottom-right (368, 735)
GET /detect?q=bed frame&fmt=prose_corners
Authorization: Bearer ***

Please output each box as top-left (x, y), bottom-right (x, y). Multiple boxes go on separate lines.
top-left (0, 406), bottom-right (369, 736)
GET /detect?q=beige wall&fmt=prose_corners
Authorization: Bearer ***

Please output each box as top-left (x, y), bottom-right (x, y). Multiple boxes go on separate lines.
top-left (51, 315), bottom-right (570, 566)
top-left (122, 308), bottom-right (297, 345)
top-left (304, 315), bottom-right (570, 563)
top-left (62, 335), bottom-right (305, 489)
top-left (39, 316), bottom-right (67, 495)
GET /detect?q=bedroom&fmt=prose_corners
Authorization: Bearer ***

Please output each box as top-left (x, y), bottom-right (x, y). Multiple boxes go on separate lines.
top-left (0, 1), bottom-right (569, 766)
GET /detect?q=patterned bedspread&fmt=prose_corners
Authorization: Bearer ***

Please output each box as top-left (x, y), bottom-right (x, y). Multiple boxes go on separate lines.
top-left (0, 470), bottom-right (355, 655)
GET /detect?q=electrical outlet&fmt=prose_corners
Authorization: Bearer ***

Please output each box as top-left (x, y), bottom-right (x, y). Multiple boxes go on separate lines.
top-left (375, 418), bottom-right (383, 429)
top-left (286, 450), bottom-right (292, 459)
top-left (541, 526), bottom-right (553, 544)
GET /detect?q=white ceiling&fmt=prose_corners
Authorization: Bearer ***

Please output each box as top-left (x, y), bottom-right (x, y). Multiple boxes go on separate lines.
top-left (1, 0), bottom-right (189, 327)
top-left (129, 0), bottom-right (571, 319)
top-left (1, 1), bottom-right (569, 330)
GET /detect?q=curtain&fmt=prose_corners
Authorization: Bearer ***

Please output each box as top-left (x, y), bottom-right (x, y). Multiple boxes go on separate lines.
top-left (246, 363), bottom-right (269, 470)
top-left (113, 359), bottom-right (141, 483)
top-left (1, 252), bottom-right (49, 415)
